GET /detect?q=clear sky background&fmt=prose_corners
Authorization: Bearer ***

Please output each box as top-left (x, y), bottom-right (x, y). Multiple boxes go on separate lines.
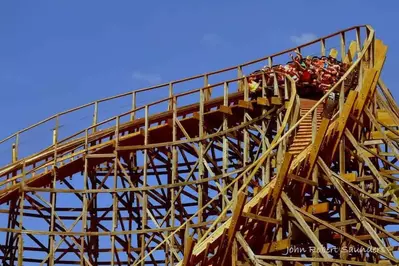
top-left (0, 0), bottom-right (398, 140)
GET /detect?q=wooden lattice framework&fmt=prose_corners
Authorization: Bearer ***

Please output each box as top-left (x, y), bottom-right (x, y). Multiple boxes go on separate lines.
top-left (0, 25), bottom-right (398, 265)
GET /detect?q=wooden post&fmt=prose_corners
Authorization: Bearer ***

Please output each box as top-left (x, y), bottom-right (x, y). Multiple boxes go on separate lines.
top-left (48, 116), bottom-right (59, 266)
top-left (111, 117), bottom-right (119, 266)
top-left (93, 101), bottom-right (98, 133)
top-left (170, 96), bottom-right (177, 265)
top-left (80, 129), bottom-right (89, 266)
top-left (340, 32), bottom-right (346, 62)
top-left (17, 162), bottom-right (26, 266)
top-left (321, 39), bottom-right (326, 56)
top-left (130, 91), bottom-right (136, 121)
top-left (238, 66), bottom-right (243, 92)
top-left (11, 144), bottom-right (17, 164)
top-left (222, 82), bottom-right (229, 210)
top-left (198, 89), bottom-right (204, 238)
top-left (140, 106), bottom-right (149, 266)
top-left (168, 83), bottom-right (173, 111)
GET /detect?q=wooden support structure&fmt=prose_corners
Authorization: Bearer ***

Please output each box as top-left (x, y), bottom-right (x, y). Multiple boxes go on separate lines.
top-left (0, 25), bottom-right (398, 266)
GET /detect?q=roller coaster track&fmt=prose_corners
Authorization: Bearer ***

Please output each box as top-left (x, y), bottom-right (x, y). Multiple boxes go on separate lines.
top-left (0, 25), bottom-right (398, 265)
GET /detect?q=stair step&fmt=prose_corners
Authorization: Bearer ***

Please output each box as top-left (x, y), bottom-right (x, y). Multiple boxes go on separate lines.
top-left (290, 143), bottom-right (311, 149)
top-left (300, 122), bottom-right (321, 126)
top-left (289, 148), bottom-right (307, 153)
top-left (301, 108), bottom-right (323, 111)
top-left (292, 138), bottom-right (312, 143)
top-left (298, 127), bottom-right (316, 131)
top-left (299, 128), bottom-right (317, 131)
top-left (291, 139), bottom-right (311, 144)
top-left (296, 131), bottom-right (313, 136)
top-left (302, 123), bottom-right (318, 127)
top-left (301, 109), bottom-right (323, 112)
top-left (294, 139), bottom-right (312, 144)
top-left (289, 145), bottom-right (310, 151)
top-left (300, 111), bottom-right (323, 113)
top-left (300, 115), bottom-right (323, 119)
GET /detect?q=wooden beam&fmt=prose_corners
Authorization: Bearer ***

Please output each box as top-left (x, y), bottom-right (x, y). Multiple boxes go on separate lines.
top-left (242, 212), bottom-right (281, 225)
top-left (328, 91), bottom-right (357, 162)
top-left (219, 191), bottom-right (247, 265)
top-left (182, 235), bottom-right (194, 266)
top-left (343, 41), bottom-right (357, 64)
top-left (281, 193), bottom-right (329, 259)
top-left (238, 100), bottom-right (254, 110)
top-left (260, 238), bottom-right (290, 254)
top-left (287, 173), bottom-right (317, 186)
top-left (318, 158), bottom-right (395, 260)
top-left (299, 118), bottom-right (330, 198)
top-left (302, 202), bottom-right (330, 215)
top-left (235, 232), bottom-right (262, 266)
top-left (257, 97), bottom-right (270, 106)
top-left (353, 68), bottom-right (378, 119)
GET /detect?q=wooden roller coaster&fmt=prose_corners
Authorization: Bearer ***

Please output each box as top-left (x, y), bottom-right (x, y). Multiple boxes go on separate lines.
top-left (0, 25), bottom-right (398, 265)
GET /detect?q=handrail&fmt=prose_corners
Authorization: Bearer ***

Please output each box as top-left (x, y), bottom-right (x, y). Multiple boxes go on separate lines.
top-left (0, 69), bottom-right (295, 178)
top-left (0, 25), bottom-right (370, 169)
top-left (0, 26), bottom-right (365, 143)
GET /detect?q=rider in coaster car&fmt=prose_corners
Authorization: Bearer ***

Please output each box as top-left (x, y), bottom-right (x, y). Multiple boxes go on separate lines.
top-left (299, 56), bottom-right (313, 85)
top-left (245, 51), bottom-right (350, 98)
top-left (248, 70), bottom-right (263, 92)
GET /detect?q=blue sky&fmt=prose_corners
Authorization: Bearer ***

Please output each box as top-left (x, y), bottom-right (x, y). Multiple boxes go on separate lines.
top-left (1, 0), bottom-right (398, 140)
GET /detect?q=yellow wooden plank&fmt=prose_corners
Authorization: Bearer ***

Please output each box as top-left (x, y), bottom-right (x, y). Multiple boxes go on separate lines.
top-left (257, 97), bottom-right (270, 106)
top-left (354, 68), bottom-right (378, 119)
top-left (344, 41), bottom-right (357, 64)
top-left (218, 105), bottom-right (232, 115)
top-left (329, 91), bottom-right (357, 161)
top-left (371, 130), bottom-right (399, 140)
top-left (351, 40), bottom-right (387, 122)
top-left (231, 240), bottom-right (238, 266)
top-left (220, 191), bottom-right (247, 265)
top-left (304, 118), bottom-right (330, 181)
top-left (271, 153), bottom-right (294, 202)
top-left (242, 212), bottom-right (281, 224)
top-left (370, 39), bottom-right (388, 96)
top-left (182, 236), bottom-right (194, 266)
top-left (260, 238), bottom-right (290, 254)
top-left (238, 100), bottom-right (254, 110)
top-left (271, 97), bottom-right (282, 105)
top-left (364, 148), bottom-right (377, 158)
top-left (204, 86), bottom-right (212, 102)
top-left (377, 110), bottom-right (399, 127)
top-left (187, 178), bottom-right (277, 263)
top-left (329, 48), bottom-right (338, 59)
top-left (302, 202), bottom-right (330, 215)
top-left (243, 179), bottom-right (276, 213)
top-left (342, 173), bottom-right (357, 182)
top-left (378, 260), bottom-right (393, 266)
top-left (271, 158), bottom-right (276, 168)
top-left (256, 153), bottom-right (293, 242)
top-left (381, 170), bottom-right (399, 175)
